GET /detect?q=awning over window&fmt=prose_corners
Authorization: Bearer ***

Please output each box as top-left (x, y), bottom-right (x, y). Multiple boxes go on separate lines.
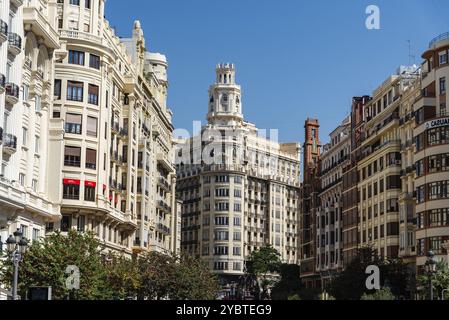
top-left (85, 181), bottom-right (97, 188)
top-left (63, 179), bottom-right (80, 185)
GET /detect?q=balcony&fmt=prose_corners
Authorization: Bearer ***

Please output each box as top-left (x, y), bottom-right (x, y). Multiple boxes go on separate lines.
top-left (156, 223), bottom-right (171, 235)
top-left (111, 121), bottom-right (120, 134)
top-left (119, 127), bottom-right (128, 137)
top-left (0, 74), bottom-right (5, 94)
top-left (59, 29), bottom-right (103, 46)
top-left (10, 0), bottom-right (24, 8)
top-left (0, 20), bottom-right (7, 44)
top-left (157, 200), bottom-right (172, 213)
top-left (5, 83), bottom-right (20, 105)
top-left (8, 32), bottom-right (22, 56)
top-left (23, 1), bottom-right (60, 50)
top-left (158, 177), bottom-right (171, 191)
top-left (2, 133), bottom-right (17, 155)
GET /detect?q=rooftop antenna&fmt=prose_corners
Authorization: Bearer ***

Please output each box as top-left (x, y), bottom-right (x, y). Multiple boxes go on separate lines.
top-left (407, 40), bottom-right (416, 65)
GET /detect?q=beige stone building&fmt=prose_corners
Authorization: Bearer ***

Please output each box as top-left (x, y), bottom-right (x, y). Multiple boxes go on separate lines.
top-left (415, 33), bottom-right (449, 270)
top-left (176, 64), bottom-right (301, 290)
top-left (317, 116), bottom-right (351, 284)
top-left (49, 1), bottom-right (178, 256)
top-left (357, 65), bottom-right (419, 259)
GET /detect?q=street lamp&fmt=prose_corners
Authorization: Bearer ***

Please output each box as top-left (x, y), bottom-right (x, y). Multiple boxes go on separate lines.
top-left (425, 250), bottom-right (437, 301)
top-left (5, 229), bottom-right (28, 300)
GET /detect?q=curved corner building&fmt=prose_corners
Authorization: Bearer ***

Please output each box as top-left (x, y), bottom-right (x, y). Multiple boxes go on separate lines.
top-left (50, 0), bottom-right (178, 256)
top-left (415, 33), bottom-right (449, 270)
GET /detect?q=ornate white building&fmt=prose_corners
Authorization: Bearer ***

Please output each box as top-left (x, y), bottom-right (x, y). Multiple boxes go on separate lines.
top-left (0, 2), bottom-right (180, 299)
top-left (176, 64), bottom-right (301, 291)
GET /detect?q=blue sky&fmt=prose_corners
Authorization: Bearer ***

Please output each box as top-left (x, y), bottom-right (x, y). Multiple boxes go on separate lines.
top-left (106, 0), bottom-right (449, 144)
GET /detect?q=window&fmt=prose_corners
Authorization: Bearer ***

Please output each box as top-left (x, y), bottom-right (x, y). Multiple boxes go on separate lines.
top-left (84, 184), bottom-right (96, 202)
top-left (84, 0), bottom-right (91, 8)
top-left (440, 51), bottom-right (448, 65)
top-left (19, 173), bottom-right (25, 186)
top-left (32, 229), bottom-right (40, 242)
top-left (214, 230), bottom-right (229, 241)
top-left (87, 116), bottom-right (97, 137)
top-left (64, 146), bottom-right (81, 167)
top-left (234, 216), bottom-right (241, 226)
top-left (22, 127), bottom-right (27, 146)
top-left (35, 136), bottom-right (40, 154)
top-left (67, 81), bottom-right (83, 101)
top-left (54, 79), bottom-right (62, 99)
top-left (32, 179), bottom-right (38, 192)
top-left (88, 84), bottom-right (99, 105)
top-left (214, 246), bottom-right (228, 256)
top-left (89, 54), bottom-right (100, 69)
top-left (215, 202), bottom-right (229, 212)
top-left (65, 113), bottom-right (82, 134)
top-left (215, 217), bottom-right (229, 226)
top-left (86, 149), bottom-right (97, 170)
top-left (68, 50), bottom-right (84, 65)
top-left (215, 175), bottom-right (229, 183)
top-left (234, 203), bottom-right (242, 212)
top-left (61, 215), bottom-right (72, 232)
top-left (58, 19), bottom-right (63, 29)
top-left (233, 247), bottom-right (241, 256)
top-left (63, 182), bottom-right (80, 200)
top-left (215, 188), bottom-right (229, 197)
top-left (70, 0), bottom-right (80, 5)
top-left (77, 215), bottom-right (86, 232)
top-left (213, 262), bottom-right (228, 271)
top-left (440, 77), bottom-right (446, 95)
top-left (35, 95), bottom-right (41, 112)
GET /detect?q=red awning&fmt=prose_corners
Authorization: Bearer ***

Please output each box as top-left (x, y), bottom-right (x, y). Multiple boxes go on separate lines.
top-left (85, 181), bottom-right (97, 188)
top-left (63, 179), bottom-right (80, 185)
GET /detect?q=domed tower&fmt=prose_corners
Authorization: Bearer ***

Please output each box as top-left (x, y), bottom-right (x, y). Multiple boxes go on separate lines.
top-left (207, 63), bottom-right (243, 127)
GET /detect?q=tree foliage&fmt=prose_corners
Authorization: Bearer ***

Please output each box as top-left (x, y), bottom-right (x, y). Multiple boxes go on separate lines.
top-left (418, 260), bottom-right (449, 300)
top-left (0, 231), bottom-right (110, 300)
top-left (0, 231), bottom-right (219, 300)
top-left (361, 288), bottom-right (395, 300)
top-left (246, 245), bottom-right (281, 300)
top-left (271, 264), bottom-right (302, 300)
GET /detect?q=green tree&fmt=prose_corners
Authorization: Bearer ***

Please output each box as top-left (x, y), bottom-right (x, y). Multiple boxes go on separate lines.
top-left (271, 264), bottom-right (301, 300)
top-left (418, 260), bottom-right (449, 300)
top-left (246, 245), bottom-right (281, 300)
top-left (328, 246), bottom-right (383, 300)
top-left (0, 230), bottom-right (111, 300)
top-left (136, 252), bottom-right (219, 300)
top-left (171, 254), bottom-right (220, 300)
top-left (105, 253), bottom-right (141, 300)
top-left (361, 288), bottom-right (395, 300)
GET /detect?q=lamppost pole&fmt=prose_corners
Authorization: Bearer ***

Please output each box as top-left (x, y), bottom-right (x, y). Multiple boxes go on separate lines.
top-left (425, 250), bottom-right (437, 301)
top-left (5, 229), bottom-right (28, 300)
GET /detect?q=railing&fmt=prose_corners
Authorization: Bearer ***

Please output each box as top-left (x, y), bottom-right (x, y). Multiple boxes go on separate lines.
top-left (0, 74), bottom-right (5, 89)
top-left (429, 31), bottom-right (449, 48)
top-left (5, 83), bottom-right (20, 99)
top-left (8, 32), bottom-right (22, 49)
top-left (64, 159), bottom-right (80, 167)
top-left (0, 20), bottom-right (7, 37)
top-left (59, 29), bottom-right (103, 44)
top-left (3, 133), bottom-right (17, 150)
